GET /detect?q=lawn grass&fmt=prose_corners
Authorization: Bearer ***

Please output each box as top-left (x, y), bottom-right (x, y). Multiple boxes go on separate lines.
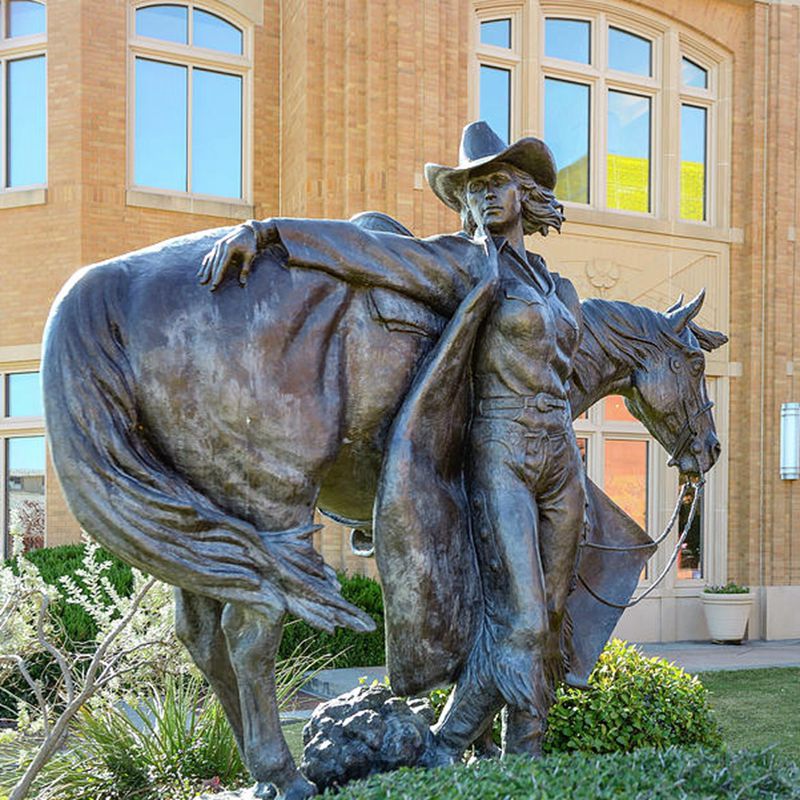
top-left (698, 667), bottom-right (800, 762)
top-left (283, 719), bottom-right (307, 761)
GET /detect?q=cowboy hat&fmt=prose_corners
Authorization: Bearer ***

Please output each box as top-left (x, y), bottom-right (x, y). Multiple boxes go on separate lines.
top-left (425, 121), bottom-right (558, 214)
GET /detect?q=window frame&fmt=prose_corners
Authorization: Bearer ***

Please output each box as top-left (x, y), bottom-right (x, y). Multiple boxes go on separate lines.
top-left (471, 4), bottom-right (523, 143)
top-left (540, 9), bottom-right (665, 219)
top-left (0, 362), bottom-right (46, 559)
top-left (677, 36), bottom-right (718, 226)
top-left (127, 0), bottom-right (254, 211)
top-left (0, 0), bottom-right (47, 197)
top-left (574, 381), bottom-right (722, 593)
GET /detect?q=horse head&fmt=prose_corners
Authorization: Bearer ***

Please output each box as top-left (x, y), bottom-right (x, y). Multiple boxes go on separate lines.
top-left (623, 290), bottom-right (727, 480)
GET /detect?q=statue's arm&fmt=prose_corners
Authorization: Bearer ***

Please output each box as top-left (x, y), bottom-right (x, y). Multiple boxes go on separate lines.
top-left (199, 218), bottom-right (473, 315)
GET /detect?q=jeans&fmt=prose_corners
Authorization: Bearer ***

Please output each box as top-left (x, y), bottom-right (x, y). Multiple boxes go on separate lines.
top-left (433, 401), bottom-right (586, 757)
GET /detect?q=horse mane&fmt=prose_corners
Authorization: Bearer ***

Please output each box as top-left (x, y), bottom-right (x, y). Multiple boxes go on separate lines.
top-left (579, 298), bottom-right (696, 372)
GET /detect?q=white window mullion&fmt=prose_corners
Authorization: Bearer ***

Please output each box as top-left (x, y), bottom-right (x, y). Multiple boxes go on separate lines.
top-left (186, 63), bottom-right (193, 193)
top-left (0, 436), bottom-right (6, 559)
top-left (1, 58), bottom-right (6, 190)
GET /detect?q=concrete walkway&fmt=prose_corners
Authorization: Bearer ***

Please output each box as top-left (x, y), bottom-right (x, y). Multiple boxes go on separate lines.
top-left (302, 639), bottom-right (800, 702)
top-left (638, 638), bottom-right (800, 674)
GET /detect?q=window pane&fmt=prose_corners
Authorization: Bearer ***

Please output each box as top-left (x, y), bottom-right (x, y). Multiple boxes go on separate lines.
top-left (677, 489), bottom-right (703, 579)
top-left (7, 436), bottom-right (45, 553)
top-left (135, 4), bottom-right (188, 44)
top-left (7, 372), bottom-right (43, 417)
top-left (682, 57), bottom-right (708, 89)
top-left (604, 395), bottom-right (636, 423)
top-left (680, 105), bottom-right (707, 221)
top-left (544, 78), bottom-right (589, 204)
top-left (608, 27), bottom-right (651, 77)
top-left (607, 90), bottom-right (650, 213)
top-left (479, 65), bottom-right (510, 144)
top-left (604, 439), bottom-right (648, 529)
top-left (192, 69), bottom-right (242, 198)
top-left (7, 56), bottom-right (47, 188)
top-left (193, 9), bottom-right (243, 54)
top-left (7, 0), bottom-right (45, 37)
top-left (480, 18), bottom-right (510, 49)
top-left (544, 18), bottom-right (590, 64)
top-left (134, 58), bottom-right (187, 192)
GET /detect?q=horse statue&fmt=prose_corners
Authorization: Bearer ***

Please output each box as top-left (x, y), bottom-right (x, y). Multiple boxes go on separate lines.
top-left (42, 212), bottom-right (725, 798)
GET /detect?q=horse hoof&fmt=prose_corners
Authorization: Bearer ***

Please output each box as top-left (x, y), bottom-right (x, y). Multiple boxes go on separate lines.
top-left (252, 783), bottom-right (277, 800)
top-left (278, 775), bottom-right (317, 800)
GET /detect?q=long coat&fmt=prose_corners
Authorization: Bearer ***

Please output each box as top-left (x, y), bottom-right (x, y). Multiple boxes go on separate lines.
top-left (273, 219), bottom-right (654, 695)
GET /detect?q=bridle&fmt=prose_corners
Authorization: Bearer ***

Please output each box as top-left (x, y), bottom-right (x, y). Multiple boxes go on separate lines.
top-left (667, 397), bottom-right (715, 469)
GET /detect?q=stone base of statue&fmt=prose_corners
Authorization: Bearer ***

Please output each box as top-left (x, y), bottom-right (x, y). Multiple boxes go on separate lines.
top-left (300, 685), bottom-right (436, 791)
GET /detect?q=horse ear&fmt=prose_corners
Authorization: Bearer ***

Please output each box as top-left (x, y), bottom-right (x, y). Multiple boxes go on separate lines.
top-left (668, 288), bottom-right (706, 333)
top-left (665, 294), bottom-right (685, 314)
top-left (689, 322), bottom-right (729, 352)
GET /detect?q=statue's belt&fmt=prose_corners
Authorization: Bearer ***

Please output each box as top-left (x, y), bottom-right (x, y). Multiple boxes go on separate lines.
top-left (477, 393), bottom-right (568, 414)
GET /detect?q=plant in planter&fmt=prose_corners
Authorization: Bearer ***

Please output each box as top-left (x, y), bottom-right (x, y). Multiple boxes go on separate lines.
top-left (701, 582), bottom-right (753, 644)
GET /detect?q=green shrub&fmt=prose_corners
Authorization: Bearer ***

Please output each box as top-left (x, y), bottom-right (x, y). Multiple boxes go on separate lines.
top-left (704, 582), bottom-right (749, 594)
top-left (546, 639), bottom-right (721, 753)
top-left (330, 748), bottom-right (800, 800)
top-left (428, 640), bottom-right (721, 756)
top-left (278, 573), bottom-right (385, 669)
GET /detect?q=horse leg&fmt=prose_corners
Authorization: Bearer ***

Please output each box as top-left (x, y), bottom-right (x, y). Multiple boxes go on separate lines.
top-left (174, 589), bottom-right (244, 754)
top-left (221, 600), bottom-right (316, 800)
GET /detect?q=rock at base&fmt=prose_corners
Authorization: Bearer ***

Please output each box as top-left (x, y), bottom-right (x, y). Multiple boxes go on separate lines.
top-left (301, 684), bottom-right (435, 791)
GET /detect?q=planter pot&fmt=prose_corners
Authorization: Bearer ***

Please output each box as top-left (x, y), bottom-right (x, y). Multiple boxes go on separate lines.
top-left (701, 593), bottom-right (753, 643)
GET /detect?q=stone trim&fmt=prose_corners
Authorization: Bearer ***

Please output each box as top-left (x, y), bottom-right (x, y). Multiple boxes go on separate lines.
top-left (126, 188), bottom-right (254, 219)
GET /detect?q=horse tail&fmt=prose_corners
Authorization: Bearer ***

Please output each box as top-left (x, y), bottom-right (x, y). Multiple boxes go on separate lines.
top-left (42, 262), bottom-right (374, 635)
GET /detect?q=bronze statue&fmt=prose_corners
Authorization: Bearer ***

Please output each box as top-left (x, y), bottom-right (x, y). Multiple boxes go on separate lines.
top-left (43, 121), bottom-right (725, 798)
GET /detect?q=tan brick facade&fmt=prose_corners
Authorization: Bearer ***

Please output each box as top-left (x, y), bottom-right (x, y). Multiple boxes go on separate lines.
top-left (2, 0), bottom-right (799, 634)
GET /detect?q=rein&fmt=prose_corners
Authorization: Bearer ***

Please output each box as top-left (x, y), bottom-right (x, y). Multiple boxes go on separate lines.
top-left (576, 370), bottom-right (714, 609)
top-left (577, 477), bottom-right (705, 609)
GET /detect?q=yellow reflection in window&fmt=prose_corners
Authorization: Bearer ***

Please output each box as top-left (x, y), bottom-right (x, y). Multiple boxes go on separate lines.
top-left (607, 154), bottom-right (649, 212)
top-left (680, 162), bottom-right (705, 220)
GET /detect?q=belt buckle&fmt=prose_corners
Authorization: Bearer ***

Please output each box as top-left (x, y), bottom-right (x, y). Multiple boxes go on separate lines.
top-left (535, 394), bottom-right (551, 412)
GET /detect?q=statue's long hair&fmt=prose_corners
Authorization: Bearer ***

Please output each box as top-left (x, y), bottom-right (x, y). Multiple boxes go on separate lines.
top-left (457, 162), bottom-right (565, 237)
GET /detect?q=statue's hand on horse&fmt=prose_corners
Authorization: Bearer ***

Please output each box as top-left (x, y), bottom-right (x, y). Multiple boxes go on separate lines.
top-left (199, 218), bottom-right (279, 290)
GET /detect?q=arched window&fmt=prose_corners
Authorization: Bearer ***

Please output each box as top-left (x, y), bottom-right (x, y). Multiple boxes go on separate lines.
top-left (0, 0), bottom-right (47, 192)
top-left (473, 3), bottom-right (729, 227)
top-left (129, 2), bottom-right (251, 202)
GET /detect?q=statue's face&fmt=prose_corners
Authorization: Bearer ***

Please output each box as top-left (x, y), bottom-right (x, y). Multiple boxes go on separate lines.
top-left (465, 169), bottom-right (522, 234)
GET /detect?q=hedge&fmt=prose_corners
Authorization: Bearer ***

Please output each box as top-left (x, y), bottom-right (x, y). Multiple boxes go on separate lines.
top-left (330, 748), bottom-right (800, 800)
top-left (4, 544), bottom-right (384, 667)
top-left (278, 573), bottom-right (385, 668)
top-left (5, 545), bottom-right (385, 666)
